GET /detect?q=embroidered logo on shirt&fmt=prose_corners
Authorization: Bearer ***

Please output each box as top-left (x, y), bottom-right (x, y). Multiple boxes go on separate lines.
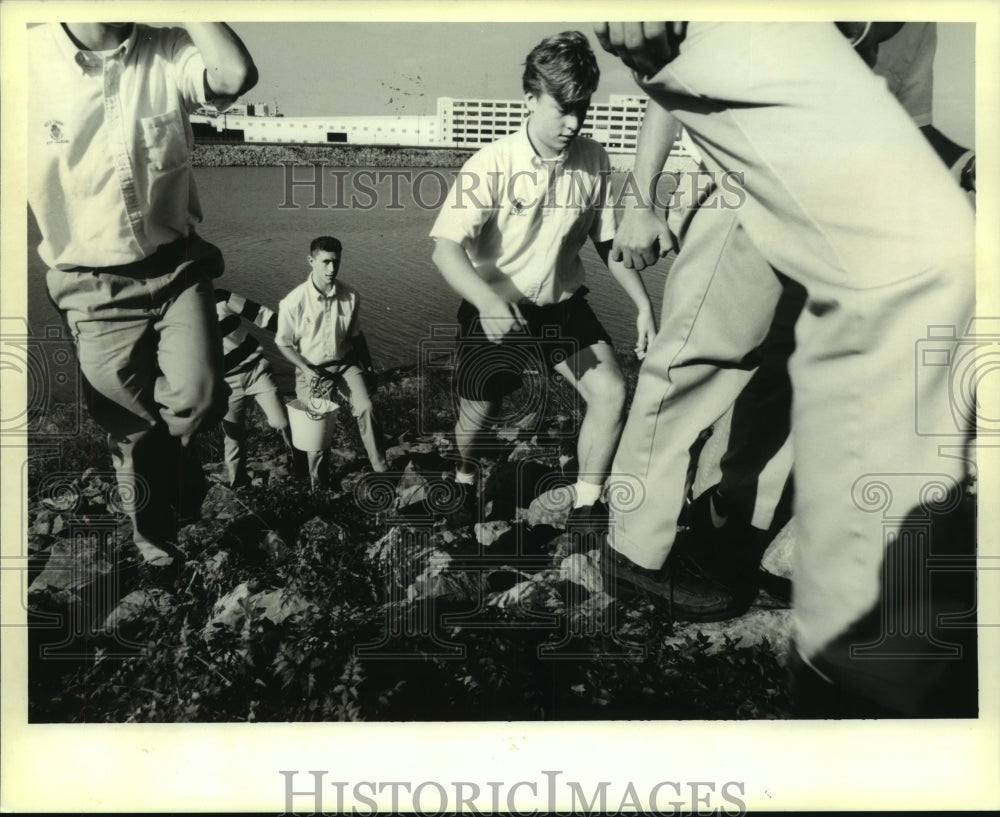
top-left (510, 198), bottom-right (528, 216)
top-left (45, 120), bottom-right (68, 144)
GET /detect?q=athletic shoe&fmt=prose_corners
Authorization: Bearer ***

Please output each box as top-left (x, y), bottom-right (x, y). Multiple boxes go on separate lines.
top-left (601, 542), bottom-right (754, 622)
top-left (676, 484), bottom-right (769, 591)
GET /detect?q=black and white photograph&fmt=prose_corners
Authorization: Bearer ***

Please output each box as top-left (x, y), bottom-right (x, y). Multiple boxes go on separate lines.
top-left (2, 0), bottom-right (998, 812)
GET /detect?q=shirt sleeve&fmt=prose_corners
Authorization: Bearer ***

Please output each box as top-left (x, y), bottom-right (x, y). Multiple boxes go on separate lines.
top-left (275, 294), bottom-right (297, 348)
top-left (163, 27), bottom-right (212, 111)
top-left (589, 148), bottom-right (618, 243)
top-left (429, 149), bottom-right (498, 246)
top-left (347, 291), bottom-right (362, 337)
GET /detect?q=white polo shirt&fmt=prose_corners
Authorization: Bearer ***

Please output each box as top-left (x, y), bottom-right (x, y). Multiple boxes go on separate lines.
top-left (430, 127), bottom-right (617, 306)
top-left (276, 278), bottom-right (360, 367)
top-left (28, 24), bottom-right (222, 269)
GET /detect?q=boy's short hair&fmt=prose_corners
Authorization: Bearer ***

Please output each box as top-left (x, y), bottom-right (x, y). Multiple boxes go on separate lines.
top-left (523, 30), bottom-right (600, 107)
top-left (310, 235), bottom-right (343, 255)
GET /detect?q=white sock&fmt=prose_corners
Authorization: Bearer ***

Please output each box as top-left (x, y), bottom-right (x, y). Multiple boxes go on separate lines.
top-left (455, 470), bottom-right (475, 485)
top-left (573, 480), bottom-right (602, 509)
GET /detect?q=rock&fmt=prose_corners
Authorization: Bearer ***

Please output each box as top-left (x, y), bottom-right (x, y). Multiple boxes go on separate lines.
top-left (200, 483), bottom-right (240, 520)
top-left (559, 553), bottom-right (603, 594)
top-left (395, 462), bottom-right (427, 491)
top-left (474, 520), bottom-right (512, 547)
top-left (526, 485), bottom-right (574, 529)
top-left (29, 536), bottom-right (117, 594)
top-left (486, 570), bottom-right (566, 613)
top-left (28, 531), bottom-right (55, 555)
top-left (514, 411), bottom-right (540, 431)
top-left (385, 445), bottom-right (408, 463)
top-left (261, 530), bottom-right (292, 563)
top-left (51, 514), bottom-right (66, 536)
top-left (496, 427), bottom-right (521, 442)
top-left (507, 440), bottom-right (535, 461)
top-left (407, 570), bottom-right (477, 603)
top-left (104, 589), bottom-right (173, 632)
top-left (204, 582), bottom-right (251, 635)
top-left (202, 550), bottom-right (232, 581)
top-left (761, 519), bottom-right (796, 579)
top-left (368, 527), bottom-right (451, 590)
top-left (33, 510), bottom-right (54, 536)
top-left (483, 568), bottom-right (529, 593)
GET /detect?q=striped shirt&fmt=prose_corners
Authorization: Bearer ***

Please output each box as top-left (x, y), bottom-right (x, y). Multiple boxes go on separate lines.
top-left (215, 289), bottom-right (278, 376)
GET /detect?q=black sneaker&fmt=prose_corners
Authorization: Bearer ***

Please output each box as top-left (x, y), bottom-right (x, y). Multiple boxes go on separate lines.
top-left (675, 484), bottom-right (769, 590)
top-left (757, 568), bottom-right (792, 606)
top-left (566, 500), bottom-right (609, 554)
top-left (601, 542), bottom-right (753, 622)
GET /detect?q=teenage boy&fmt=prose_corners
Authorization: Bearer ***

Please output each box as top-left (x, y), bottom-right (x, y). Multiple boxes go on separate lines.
top-left (596, 21), bottom-right (975, 716)
top-left (29, 23), bottom-right (257, 570)
top-left (215, 289), bottom-right (294, 488)
top-left (609, 22), bottom-right (977, 620)
top-left (276, 236), bottom-right (388, 488)
top-left (430, 30), bottom-right (656, 533)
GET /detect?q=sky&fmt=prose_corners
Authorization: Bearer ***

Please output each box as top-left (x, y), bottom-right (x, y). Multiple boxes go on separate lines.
top-left (235, 22), bottom-right (642, 117)
top-left (232, 21), bottom-right (975, 144)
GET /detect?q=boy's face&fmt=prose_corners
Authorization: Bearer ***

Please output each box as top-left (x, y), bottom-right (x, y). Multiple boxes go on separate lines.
top-left (308, 249), bottom-right (341, 291)
top-left (525, 90), bottom-right (590, 158)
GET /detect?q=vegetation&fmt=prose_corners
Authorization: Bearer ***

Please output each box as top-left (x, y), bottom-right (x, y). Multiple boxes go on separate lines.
top-left (26, 356), bottom-right (792, 722)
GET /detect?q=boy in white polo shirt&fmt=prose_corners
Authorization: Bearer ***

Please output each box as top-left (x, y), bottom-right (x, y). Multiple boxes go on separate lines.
top-left (430, 31), bottom-right (656, 536)
top-left (277, 236), bottom-right (388, 489)
top-left (29, 23), bottom-right (257, 572)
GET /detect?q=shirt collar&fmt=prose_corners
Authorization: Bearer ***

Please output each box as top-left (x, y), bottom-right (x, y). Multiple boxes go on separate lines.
top-left (55, 23), bottom-right (137, 74)
top-left (309, 277), bottom-right (338, 300)
top-left (516, 124), bottom-right (569, 171)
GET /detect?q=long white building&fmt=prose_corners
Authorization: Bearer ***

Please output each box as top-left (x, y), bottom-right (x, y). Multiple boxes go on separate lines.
top-left (191, 94), bottom-right (698, 162)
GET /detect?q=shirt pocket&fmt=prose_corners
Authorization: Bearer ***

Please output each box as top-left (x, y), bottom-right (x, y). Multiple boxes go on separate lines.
top-left (140, 109), bottom-right (188, 174)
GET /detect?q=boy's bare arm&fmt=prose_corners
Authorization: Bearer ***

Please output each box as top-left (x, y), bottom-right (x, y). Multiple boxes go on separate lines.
top-left (184, 23), bottom-right (258, 99)
top-left (595, 239), bottom-right (657, 359)
top-left (431, 238), bottom-right (526, 343)
top-left (613, 101), bottom-right (680, 271)
top-left (277, 343), bottom-right (319, 379)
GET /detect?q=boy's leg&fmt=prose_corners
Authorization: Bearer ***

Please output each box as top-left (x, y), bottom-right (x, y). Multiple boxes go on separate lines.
top-left (454, 397), bottom-right (497, 481)
top-left (553, 341), bottom-right (626, 496)
top-left (151, 266), bottom-right (226, 522)
top-left (222, 387), bottom-right (250, 488)
top-left (45, 269), bottom-right (179, 564)
top-left (254, 386), bottom-right (294, 451)
top-left (334, 365), bottom-right (388, 472)
top-left (294, 369), bottom-right (329, 488)
top-left (610, 204), bottom-right (782, 570)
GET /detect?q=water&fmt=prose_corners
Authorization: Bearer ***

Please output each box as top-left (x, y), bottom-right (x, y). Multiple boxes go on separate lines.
top-left (27, 166), bottom-right (668, 398)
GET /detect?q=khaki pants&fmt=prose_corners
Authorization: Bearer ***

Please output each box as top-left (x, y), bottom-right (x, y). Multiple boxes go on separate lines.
top-left (294, 363), bottom-right (387, 486)
top-left (46, 235), bottom-right (228, 563)
top-left (622, 23), bottom-right (975, 710)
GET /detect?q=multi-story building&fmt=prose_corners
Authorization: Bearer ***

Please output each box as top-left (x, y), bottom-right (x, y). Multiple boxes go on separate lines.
top-left (439, 93), bottom-right (656, 154)
top-left (190, 94), bottom-right (698, 163)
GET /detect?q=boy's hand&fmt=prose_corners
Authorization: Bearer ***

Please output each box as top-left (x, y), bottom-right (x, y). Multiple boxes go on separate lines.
top-left (594, 22), bottom-right (687, 77)
top-left (635, 306), bottom-right (658, 361)
top-left (476, 295), bottom-right (527, 344)
top-left (612, 207), bottom-right (672, 271)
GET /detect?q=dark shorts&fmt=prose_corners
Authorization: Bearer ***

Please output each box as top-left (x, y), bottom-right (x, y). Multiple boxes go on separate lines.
top-left (454, 286), bottom-right (612, 402)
